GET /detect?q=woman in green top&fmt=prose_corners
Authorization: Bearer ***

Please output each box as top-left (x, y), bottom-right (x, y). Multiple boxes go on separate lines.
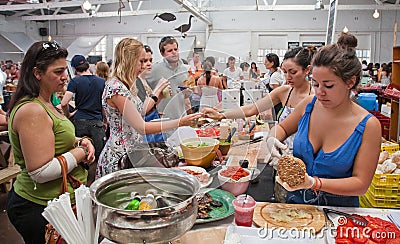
top-left (6, 41), bottom-right (95, 243)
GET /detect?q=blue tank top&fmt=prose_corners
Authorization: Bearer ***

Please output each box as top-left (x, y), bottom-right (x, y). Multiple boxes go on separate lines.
top-left (293, 96), bottom-right (372, 179)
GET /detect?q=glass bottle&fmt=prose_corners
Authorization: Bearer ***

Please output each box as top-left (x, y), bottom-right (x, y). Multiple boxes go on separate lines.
top-left (124, 196), bottom-right (142, 210)
top-left (138, 194), bottom-right (157, 210)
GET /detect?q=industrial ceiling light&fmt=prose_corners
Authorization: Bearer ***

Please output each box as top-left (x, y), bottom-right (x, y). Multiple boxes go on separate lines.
top-left (83, 0), bottom-right (92, 11)
top-left (373, 9), bottom-right (380, 19)
top-left (315, 0), bottom-right (324, 10)
top-left (343, 26), bottom-right (349, 33)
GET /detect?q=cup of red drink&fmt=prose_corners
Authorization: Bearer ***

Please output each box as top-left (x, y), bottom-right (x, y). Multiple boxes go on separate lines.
top-left (232, 194), bottom-right (256, 227)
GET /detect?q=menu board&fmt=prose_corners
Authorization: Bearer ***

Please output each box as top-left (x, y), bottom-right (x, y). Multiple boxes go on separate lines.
top-left (288, 42), bottom-right (300, 49)
top-left (302, 42), bottom-right (325, 48)
top-left (326, 0), bottom-right (338, 44)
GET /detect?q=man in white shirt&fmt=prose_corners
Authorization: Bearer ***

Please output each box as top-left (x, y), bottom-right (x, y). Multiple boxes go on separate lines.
top-left (223, 56), bottom-right (244, 89)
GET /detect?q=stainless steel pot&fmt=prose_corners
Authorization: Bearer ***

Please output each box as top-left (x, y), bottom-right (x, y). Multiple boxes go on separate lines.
top-left (90, 167), bottom-right (200, 243)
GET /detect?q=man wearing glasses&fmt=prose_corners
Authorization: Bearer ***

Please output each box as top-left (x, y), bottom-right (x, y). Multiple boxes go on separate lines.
top-left (147, 36), bottom-right (191, 120)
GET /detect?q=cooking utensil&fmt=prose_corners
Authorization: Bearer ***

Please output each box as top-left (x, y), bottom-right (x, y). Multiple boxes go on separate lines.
top-left (90, 168), bottom-right (200, 243)
top-left (232, 136), bottom-right (263, 147)
top-left (247, 121), bottom-right (256, 134)
top-left (323, 208), bottom-right (368, 227)
top-left (226, 127), bottom-right (236, 143)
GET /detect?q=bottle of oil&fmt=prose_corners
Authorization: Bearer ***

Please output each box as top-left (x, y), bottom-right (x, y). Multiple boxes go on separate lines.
top-left (138, 194), bottom-right (157, 210)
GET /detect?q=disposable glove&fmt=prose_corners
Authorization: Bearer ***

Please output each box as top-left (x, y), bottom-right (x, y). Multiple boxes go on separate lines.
top-left (264, 137), bottom-right (289, 169)
top-left (275, 174), bottom-right (315, 191)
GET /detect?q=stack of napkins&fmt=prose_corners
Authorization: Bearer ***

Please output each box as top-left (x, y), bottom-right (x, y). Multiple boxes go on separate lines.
top-left (387, 212), bottom-right (400, 229)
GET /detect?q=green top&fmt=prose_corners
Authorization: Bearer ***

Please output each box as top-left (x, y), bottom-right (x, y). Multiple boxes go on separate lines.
top-left (8, 97), bottom-right (87, 206)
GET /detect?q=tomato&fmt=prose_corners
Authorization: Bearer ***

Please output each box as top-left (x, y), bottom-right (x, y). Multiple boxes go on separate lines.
top-left (370, 228), bottom-right (387, 243)
top-left (353, 236), bottom-right (369, 244)
top-left (335, 238), bottom-right (353, 244)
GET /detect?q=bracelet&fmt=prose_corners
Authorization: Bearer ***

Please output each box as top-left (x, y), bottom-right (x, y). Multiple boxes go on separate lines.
top-left (311, 176), bottom-right (322, 191)
top-left (77, 136), bottom-right (94, 147)
top-left (77, 146), bottom-right (89, 157)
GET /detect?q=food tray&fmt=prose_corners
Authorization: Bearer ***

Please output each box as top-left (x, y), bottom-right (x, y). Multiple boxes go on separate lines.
top-left (381, 142), bottom-right (399, 154)
top-left (367, 183), bottom-right (400, 197)
top-left (360, 189), bottom-right (399, 209)
top-left (372, 173), bottom-right (400, 187)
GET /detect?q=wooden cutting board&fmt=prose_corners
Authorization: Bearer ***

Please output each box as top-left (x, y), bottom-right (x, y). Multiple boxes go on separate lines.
top-left (253, 202), bottom-right (326, 233)
top-left (227, 140), bottom-right (268, 167)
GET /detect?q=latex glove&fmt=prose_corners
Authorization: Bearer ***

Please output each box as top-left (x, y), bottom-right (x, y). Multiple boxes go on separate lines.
top-left (275, 174), bottom-right (315, 191)
top-left (264, 137), bottom-right (289, 169)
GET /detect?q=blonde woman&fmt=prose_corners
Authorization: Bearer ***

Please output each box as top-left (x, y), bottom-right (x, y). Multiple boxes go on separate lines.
top-left (97, 38), bottom-right (201, 178)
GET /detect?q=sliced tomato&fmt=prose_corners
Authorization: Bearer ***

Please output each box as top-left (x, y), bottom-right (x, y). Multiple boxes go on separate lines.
top-left (335, 238), bottom-right (353, 244)
top-left (370, 228), bottom-right (388, 243)
top-left (353, 236), bottom-right (369, 244)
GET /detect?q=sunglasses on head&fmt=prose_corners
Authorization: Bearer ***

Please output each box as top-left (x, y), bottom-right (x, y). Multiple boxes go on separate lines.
top-left (42, 41), bottom-right (59, 50)
top-left (160, 36), bottom-right (175, 43)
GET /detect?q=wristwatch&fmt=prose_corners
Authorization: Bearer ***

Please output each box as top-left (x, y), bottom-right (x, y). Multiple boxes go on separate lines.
top-left (149, 94), bottom-right (158, 103)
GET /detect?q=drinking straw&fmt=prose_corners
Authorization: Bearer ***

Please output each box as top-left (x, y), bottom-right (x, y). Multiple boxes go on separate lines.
top-left (242, 168), bottom-right (255, 207)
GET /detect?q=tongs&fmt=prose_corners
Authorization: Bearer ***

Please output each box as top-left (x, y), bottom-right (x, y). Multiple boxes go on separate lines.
top-left (323, 208), bottom-right (368, 227)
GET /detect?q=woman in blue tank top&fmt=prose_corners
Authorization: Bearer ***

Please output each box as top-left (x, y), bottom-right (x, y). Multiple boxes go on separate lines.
top-left (269, 44), bottom-right (381, 207)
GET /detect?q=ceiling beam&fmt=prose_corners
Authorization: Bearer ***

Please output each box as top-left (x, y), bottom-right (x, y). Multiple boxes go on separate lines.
top-left (21, 8), bottom-right (178, 21)
top-left (18, 4), bottom-right (400, 21)
top-left (0, 0), bottom-right (142, 11)
top-left (171, 0), bottom-right (212, 26)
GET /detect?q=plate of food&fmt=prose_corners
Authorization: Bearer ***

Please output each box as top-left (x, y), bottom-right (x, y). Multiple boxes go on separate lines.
top-left (195, 188), bottom-right (235, 224)
top-left (177, 166), bottom-right (213, 188)
top-left (324, 208), bottom-right (400, 244)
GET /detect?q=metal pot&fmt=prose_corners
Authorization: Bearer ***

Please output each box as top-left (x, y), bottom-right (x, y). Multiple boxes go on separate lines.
top-left (90, 167), bottom-right (200, 243)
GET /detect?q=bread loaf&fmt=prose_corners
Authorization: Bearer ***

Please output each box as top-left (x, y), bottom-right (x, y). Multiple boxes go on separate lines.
top-left (277, 155), bottom-right (306, 188)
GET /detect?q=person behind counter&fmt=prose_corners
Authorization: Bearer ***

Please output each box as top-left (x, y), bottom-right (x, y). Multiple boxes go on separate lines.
top-left (96, 38), bottom-right (201, 178)
top-left (268, 44), bottom-right (381, 207)
top-left (202, 47), bottom-right (316, 151)
top-left (6, 41), bottom-right (95, 243)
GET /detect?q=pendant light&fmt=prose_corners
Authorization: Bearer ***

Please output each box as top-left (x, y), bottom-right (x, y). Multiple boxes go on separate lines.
top-left (373, 9), bottom-right (380, 19)
top-left (342, 26), bottom-right (349, 33)
top-left (83, 0), bottom-right (92, 11)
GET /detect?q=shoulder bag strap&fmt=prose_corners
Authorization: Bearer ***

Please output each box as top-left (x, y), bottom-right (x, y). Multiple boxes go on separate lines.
top-left (56, 155), bottom-right (69, 195)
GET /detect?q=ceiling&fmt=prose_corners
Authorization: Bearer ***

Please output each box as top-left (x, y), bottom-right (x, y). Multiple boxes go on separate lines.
top-left (0, 0), bottom-right (398, 23)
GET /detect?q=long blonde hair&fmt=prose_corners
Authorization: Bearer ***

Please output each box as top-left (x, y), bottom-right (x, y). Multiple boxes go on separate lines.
top-left (112, 38), bottom-right (143, 93)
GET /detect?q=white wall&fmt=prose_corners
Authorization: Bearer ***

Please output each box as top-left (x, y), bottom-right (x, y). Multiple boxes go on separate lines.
top-left (0, 9), bottom-right (399, 64)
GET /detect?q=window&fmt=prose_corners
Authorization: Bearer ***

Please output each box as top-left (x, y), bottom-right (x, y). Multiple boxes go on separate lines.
top-left (257, 49), bottom-right (287, 63)
top-left (88, 36), bottom-right (107, 61)
top-left (356, 49), bottom-right (370, 64)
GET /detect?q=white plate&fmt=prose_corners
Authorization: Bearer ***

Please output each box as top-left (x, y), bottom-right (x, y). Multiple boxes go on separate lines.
top-left (177, 166), bottom-right (213, 188)
top-left (224, 224), bottom-right (325, 243)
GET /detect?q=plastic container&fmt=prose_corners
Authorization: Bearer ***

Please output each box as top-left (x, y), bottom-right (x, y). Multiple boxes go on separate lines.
top-left (232, 195), bottom-right (256, 227)
top-left (357, 93), bottom-right (377, 111)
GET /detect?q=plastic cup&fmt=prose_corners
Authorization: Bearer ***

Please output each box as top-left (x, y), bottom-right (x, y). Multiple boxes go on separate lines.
top-left (232, 194), bottom-right (256, 227)
top-left (163, 86), bottom-right (172, 98)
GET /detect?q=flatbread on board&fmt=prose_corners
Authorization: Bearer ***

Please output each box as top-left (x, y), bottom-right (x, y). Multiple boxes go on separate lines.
top-left (253, 202), bottom-right (326, 233)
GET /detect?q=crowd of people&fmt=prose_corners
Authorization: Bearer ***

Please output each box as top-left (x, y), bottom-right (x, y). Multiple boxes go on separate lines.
top-left (1, 31), bottom-right (391, 242)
